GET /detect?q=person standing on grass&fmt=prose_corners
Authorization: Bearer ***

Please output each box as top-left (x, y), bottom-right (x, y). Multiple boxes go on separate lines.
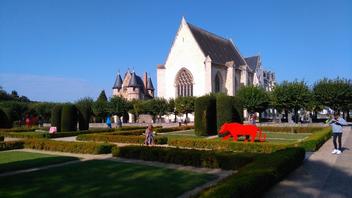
top-left (144, 124), bottom-right (154, 146)
top-left (329, 112), bottom-right (347, 155)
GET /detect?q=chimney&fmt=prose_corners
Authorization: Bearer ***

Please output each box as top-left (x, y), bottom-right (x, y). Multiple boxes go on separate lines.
top-left (143, 72), bottom-right (148, 90)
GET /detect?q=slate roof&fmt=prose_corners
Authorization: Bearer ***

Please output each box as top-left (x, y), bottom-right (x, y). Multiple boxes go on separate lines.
top-left (128, 72), bottom-right (144, 88)
top-left (187, 23), bottom-right (246, 66)
top-left (245, 56), bottom-right (260, 71)
top-left (146, 77), bottom-right (154, 90)
top-left (112, 73), bottom-right (123, 89)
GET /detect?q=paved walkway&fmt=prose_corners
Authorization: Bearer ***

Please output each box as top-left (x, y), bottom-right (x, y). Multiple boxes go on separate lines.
top-left (265, 126), bottom-right (352, 198)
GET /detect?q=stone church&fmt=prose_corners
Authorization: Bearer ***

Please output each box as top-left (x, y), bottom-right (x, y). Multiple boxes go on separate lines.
top-left (112, 70), bottom-right (154, 101)
top-left (157, 17), bottom-right (275, 99)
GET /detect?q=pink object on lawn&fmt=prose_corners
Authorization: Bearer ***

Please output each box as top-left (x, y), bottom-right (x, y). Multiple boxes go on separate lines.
top-left (49, 127), bottom-right (57, 134)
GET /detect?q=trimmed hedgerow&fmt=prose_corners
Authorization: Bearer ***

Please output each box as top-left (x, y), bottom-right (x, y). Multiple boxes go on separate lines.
top-left (23, 139), bottom-right (116, 154)
top-left (0, 141), bottom-right (24, 151)
top-left (77, 105), bottom-right (91, 131)
top-left (115, 126), bottom-right (162, 131)
top-left (0, 108), bottom-right (12, 129)
top-left (113, 146), bottom-right (256, 170)
top-left (294, 127), bottom-right (331, 151)
top-left (155, 125), bottom-right (194, 133)
top-left (194, 95), bottom-right (217, 136)
top-left (168, 137), bottom-right (288, 153)
top-left (51, 105), bottom-right (62, 132)
top-left (0, 127), bottom-right (49, 133)
top-left (108, 129), bottom-right (146, 136)
top-left (216, 95), bottom-right (243, 131)
top-left (77, 134), bottom-right (168, 145)
top-left (61, 104), bottom-right (78, 132)
top-left (197, 147), bottom-right (305, 198)
top-left (259, 126), bottom-right (327, 133)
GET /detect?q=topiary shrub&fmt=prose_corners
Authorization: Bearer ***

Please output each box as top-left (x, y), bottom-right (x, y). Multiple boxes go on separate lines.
top-left (61, 104), bottom-right (78, 132)
top-left (216, 95), bottom-right (244, 131)
top-left (51, 105), bottom-right (62, 132)
top-left (77, 105), bottom-right (91, 131)
top-left (194, 95), bottom-right (217, 136)
top-left (0, 108), bottom-right (12, 129)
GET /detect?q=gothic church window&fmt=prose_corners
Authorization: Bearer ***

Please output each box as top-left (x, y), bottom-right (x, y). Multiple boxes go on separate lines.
top-left (175, 68), bottom-right (193, 97)
top-left (215, 72), bottom-right (222, 93)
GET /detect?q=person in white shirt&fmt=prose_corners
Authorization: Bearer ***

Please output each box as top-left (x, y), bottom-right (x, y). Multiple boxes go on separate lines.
top-left (329, 112), bottom-right (347, 155)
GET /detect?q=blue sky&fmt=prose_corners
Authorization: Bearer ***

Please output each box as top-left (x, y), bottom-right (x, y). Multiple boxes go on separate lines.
top-left (0, 0), bottom-right (351, 102)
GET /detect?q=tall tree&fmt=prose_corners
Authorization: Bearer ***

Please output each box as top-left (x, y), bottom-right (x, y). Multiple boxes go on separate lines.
top-left (97, 90), bottom-right (108, 102)
top-left (313, 78), bottom-right (352, 118)
top-left (236, 85), bottom-right (270, 116)
top-left (272, 81), bottom-right (311, 123)
top-left (144, 98), bottom-right (168, 122)
top-left (175, 96), bottom-right (196, 122)
top-left (109, 96), bottom-right (129, 118)
top-left (168, 98), bottom-right (178, 123)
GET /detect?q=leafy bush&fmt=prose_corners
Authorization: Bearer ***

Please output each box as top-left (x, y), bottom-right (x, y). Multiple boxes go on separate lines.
top-left (194, 95), bottom-right (217, 136)
top-left (0, 108), bottom-right (12, 128)
top-left (155, 125), bottom-right (194, 133)
top-left (0, 141), bottom-right (24, 151)
top-left (0, 136), bottom-right (4, 141)
top-left (61, 104), bottom-right (78, 132)
top-left (23, 139), bottom-right (116, 154)
top-left (114, 146), bottom-right (256, 170)
top-left (168, 137), bottom-right (288, 153)
top-left (259, 126), bottom-right (327, 133)
top-left (109, 129), bottom-right (145, 136)
top-left (77, 134), bottom-right (168, 145)
top-left (197, 147), bottom-right (305, 198)
top-left (0, 127), bottom-right (49, 133)
top-left (51, 105), bottom-right (62, 132)
top-left (216, 95), bottom-right (243, 131)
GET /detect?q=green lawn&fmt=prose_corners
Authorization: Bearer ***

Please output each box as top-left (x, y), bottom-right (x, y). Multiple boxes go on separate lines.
top-left (0, 151), bottom-right (79, 173)
top-left (0, 160), bottom-right (216, 198)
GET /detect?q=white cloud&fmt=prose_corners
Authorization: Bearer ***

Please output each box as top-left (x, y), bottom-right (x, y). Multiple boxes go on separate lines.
top-left (0, 73), bottom-right (101, 102)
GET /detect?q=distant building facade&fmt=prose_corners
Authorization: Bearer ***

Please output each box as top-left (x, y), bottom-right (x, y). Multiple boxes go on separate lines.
top-left (112, 70), bottom-right (154, 101)
top-left (157, 17), bottom-right (276, 99)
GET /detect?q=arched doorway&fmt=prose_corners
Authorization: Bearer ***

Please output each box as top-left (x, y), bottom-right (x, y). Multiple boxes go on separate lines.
top-left (175, 68), bottom-right (193, 97)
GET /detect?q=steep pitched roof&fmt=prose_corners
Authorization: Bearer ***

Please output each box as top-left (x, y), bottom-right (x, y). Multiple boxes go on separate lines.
top-left (112, 73), bottom-right (123, 89)
top-left (245, 56), bottom-right (260, 71)
top-left (187, 23), bottom-right (246, 66)
top-left (128, 72), bottom-right (144, 88)
top-left (146, 77), bottom-right (154, 90)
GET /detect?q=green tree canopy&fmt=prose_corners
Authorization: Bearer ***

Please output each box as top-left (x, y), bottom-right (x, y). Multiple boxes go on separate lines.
top-left (96, 90), bottom-right (108, 102)
top-left (175, 96), bottom-right (196, 121)
top-left (236, 85), bottom-right (270, 114)
top-left (109, 96), bottom-right (129, 117)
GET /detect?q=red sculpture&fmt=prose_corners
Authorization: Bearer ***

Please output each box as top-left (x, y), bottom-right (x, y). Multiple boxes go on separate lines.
top-left (218, 123), bottom-right (266, 142)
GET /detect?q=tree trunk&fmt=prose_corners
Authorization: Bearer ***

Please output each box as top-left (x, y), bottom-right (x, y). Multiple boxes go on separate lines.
top-left (284, 110), bottom-right (288, 123)
top-left (174, 112), bottom-right (177, 123)
top-left (294, 109), bottom-right (299, 123)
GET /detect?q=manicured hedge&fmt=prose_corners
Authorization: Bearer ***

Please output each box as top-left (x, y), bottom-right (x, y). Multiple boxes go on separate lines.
top-left (295, 127), bottom-right (331, 151)
top-left (77, 105), bottom-right (91, 131)
top-left (61, 104), bottom-right (78, 132)
top-left (114, 146), bottom-right (256, 170)
top-left (197, 147), bottom-right (305, 198)
top-left (216, 95), bottom-right (243, 130)
top-left (155, 125), bottom-right (194, 133)
top-left (0, 141), bottom-right (24, 151)
top-left (259, 126), bottom-right (327, 133)
top-left (23, 139), bottom-right (116, 154)
top-left (77, 134), bottom-right (168, 145)
top-left (0, 108), bottom-right (12, 129)
top-left (0, 127), bottom-right (49, 133)
top-left (51, 105), bottom-right (62, 132)
top-left (168, 137), bottom-right (288, 153)
top-left (115, 126), bottom-right (162, 131)
top-left (194, 95), bottom-right (217, 136)
top-left (108, 129), bottom-right (145, 136)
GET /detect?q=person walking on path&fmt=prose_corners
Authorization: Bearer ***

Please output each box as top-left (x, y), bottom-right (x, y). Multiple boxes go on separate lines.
top-left (144, 124), bottom-right (154, 146)
top-left (328, 112), bottom-right (347, 155)
top-left (106, 116), bottom-right (112, 128)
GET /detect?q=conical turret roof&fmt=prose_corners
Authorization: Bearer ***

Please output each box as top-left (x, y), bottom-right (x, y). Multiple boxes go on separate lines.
top-left (128, 71), bottom-right (139, 87)
top-left (113, 73), bottom-right (123, 89)
top-left (146, 77), bottom-right (154, 90)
